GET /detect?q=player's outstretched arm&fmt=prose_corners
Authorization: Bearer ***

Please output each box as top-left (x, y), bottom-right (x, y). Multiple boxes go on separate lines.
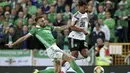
top-left (5, 33), bottom-right (32, 48)
top-left (54, 24), bottom-right (72, 32)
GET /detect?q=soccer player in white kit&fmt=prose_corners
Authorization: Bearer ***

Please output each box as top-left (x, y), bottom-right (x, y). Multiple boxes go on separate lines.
top-left (68, 0), bottom-right (89, 60)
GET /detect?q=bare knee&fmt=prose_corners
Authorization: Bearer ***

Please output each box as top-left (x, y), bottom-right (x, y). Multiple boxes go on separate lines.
top-left (80, 49), bottom-right (88, 58)
top-left (62, 53), bottom-right (73, 62)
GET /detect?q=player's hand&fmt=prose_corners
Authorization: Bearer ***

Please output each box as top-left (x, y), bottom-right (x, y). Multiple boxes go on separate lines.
top-left (83, 30), bottom-right (88, 35)
top-left (5, 44), bottom-right (13, 48)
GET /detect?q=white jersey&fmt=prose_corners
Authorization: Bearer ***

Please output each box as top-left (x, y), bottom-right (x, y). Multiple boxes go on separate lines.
top-left (68, 11), bottom-right (89, 40)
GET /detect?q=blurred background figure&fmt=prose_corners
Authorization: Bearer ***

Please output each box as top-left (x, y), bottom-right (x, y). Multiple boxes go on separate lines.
top-left (104, 12), bottom-right (115, 42)
top-left (95, 38), bottom-right (112, 66)
top-left (4, 26), bottom-right (20, 49)
top-left (89, 23), bottom-right (105, 48)
top-left (98, 18), bottom-right (110, 42)
top-left (21, 25), bottom-right (29, 50)
top-left (114, 2), bottom-right (129, 42)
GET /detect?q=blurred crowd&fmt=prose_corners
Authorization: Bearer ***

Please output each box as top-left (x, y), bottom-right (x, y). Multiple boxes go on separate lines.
top-left (0, 0), bottom-right (130, 50)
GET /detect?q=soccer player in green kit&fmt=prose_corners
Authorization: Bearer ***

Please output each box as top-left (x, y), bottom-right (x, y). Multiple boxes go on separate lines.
top-left (6, 16), bottom-right (85, 73)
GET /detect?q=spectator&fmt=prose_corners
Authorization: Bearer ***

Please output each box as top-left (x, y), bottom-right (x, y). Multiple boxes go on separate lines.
top-left (36, 8), bottom-right (43, 17)
top-left (31, 14), bottom-right (36, 23)
top-left (126, 0), bottom-right (130, 10)
top-left (64, 0), bottom-right (73, 8)
top-left (53, 13), bottom-right (66, 26)
top-left (43, 13), bottom-right (48, 20)
top-left (36, 0), bottom-right (43, 8)
top-left (71, 0), bottom-right (79, 14)
top-left (63, 29), bottom-right (70, 50)
top-left (1, 21), bottom-right (9, 34)
top-left (89, 23), bottom-right (105, 47)
top-left (0, 21), bottom-right (8, 49)
top-left (4, 11), bottom-right (10, 21)
top-left (42, 0), bottom-right (50, 14)
top-left (97, 5), bottom-right (106, 20)
top-left (14, 11), bottom-right (28, 27)
top-left (5, 5), bottom-right (11, 12)
top-left (95, 38), bottom-right (112, 66)
top-left (0, 0), bottom-right (10, 7)
top-left (114, 2), bottom-right (130, 42)
top-left (104, 12), bottom-right (116, 42)
top-left (105, 1), bottom-right (115, 17)
top-left (28, 18), bottom-right (35, 30)
top-left (63, 4), bottom-right (73, 22)
top-left (20, 0), bottom-right (27, 9)
top-left (4, 26), bottom-right (20, 49)
top-left (48, 5), bottom-right (57, 24)
top-left (10, 0), bottom-right (17, 9)
top-left (56, 0), bottom-right (65, 13)
top-left (48, 0), bottom-right (56, 5)
top-left (15, 3), bottom-right (22, 14)
top-left (98, 18), bottom-right (110, 42)
top-left (0, 15), bottom-right (4, 25)
top-left (10, 9), bottom-right (17, 24)
top-left (0, 21), bottom-right (9, 43)
top-left (0, 7), bottom-right (4, 16)
top-left (27, 0), bottom-right (37, 15)
top-left (21, 25), bottom-right (29, 49)
top-left (15, 19), bottom-right (23, 38)
top-left (53, 13), bottom-right (66, 49)
top-left (88, 0), bottom-right (97, 15)
top-left (88, 5), bottom-right (97, 32)
top-left (119, 0), bottom-right (129, 9)
top-left (23, 7), bottom-right (31, 20)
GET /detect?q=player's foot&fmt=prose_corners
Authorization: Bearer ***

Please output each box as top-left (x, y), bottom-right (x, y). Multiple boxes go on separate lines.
top-left (64, 62), bottom-right (70, 72)
top-left (33, 69), bottom-right (39, 73)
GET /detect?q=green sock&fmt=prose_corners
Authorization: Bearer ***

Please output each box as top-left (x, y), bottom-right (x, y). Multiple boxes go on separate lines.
top-left (39, 68), bottom-right (55, 73)
top-left (69, 60), bottom-right (84, 73)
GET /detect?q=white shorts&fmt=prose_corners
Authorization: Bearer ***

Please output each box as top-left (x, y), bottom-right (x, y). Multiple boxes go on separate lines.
top-left (46, 44), bottom-right (64, 61)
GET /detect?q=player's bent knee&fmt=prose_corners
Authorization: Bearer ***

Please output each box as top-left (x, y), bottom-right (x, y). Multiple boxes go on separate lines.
top-left (62, 54), bottom-right (73, 62)
top-left (66, 56), bottom-right (73, 62)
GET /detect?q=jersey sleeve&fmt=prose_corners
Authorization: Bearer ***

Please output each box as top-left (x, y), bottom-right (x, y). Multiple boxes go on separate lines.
top-left (71, 13), bottom-right (79, 26)
top-left (48, 25), bottom-right (54, 31)
top-left (29, 28), bottom-right (37, 35)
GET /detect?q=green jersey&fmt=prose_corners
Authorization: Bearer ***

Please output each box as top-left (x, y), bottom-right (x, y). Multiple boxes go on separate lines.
top-left (48, 13), bottom-right (57, 23)
top-left (114, 9), bottom-right (130, 27)
top-left (104, 18), bottom-right (115, 39)
top-left (97, 12), bottom-right (106, 20)
top-left (29, 25), bottom-right (56, 48)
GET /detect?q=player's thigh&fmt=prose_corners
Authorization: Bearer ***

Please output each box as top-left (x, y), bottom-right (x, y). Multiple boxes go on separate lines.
top-left (62, 53), bottom-right (73, 62)
top-left (79, 40), bottom-right (88, 56)
top-left (46, 44), bottom-right (64, 60)
top-left (68, 38), bottom-right (80, 51)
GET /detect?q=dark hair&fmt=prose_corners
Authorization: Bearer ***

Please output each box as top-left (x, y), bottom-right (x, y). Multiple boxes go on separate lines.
top-left (95, 23), bottom-right (100, 27)
top-left (35, 16), bottom-right (43, 22)
top-left (78, 0), bottom-right (88, 6)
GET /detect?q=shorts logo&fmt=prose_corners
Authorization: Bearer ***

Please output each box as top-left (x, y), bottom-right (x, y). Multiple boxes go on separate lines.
top-left (84, 42), bottom-right (88, 47)
top-left (74, 44), bottom-right (78, 47)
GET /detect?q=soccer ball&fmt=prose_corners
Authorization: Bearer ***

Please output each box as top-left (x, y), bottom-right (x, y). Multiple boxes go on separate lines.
top-left (94, 66), bottom-right (104, 73)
